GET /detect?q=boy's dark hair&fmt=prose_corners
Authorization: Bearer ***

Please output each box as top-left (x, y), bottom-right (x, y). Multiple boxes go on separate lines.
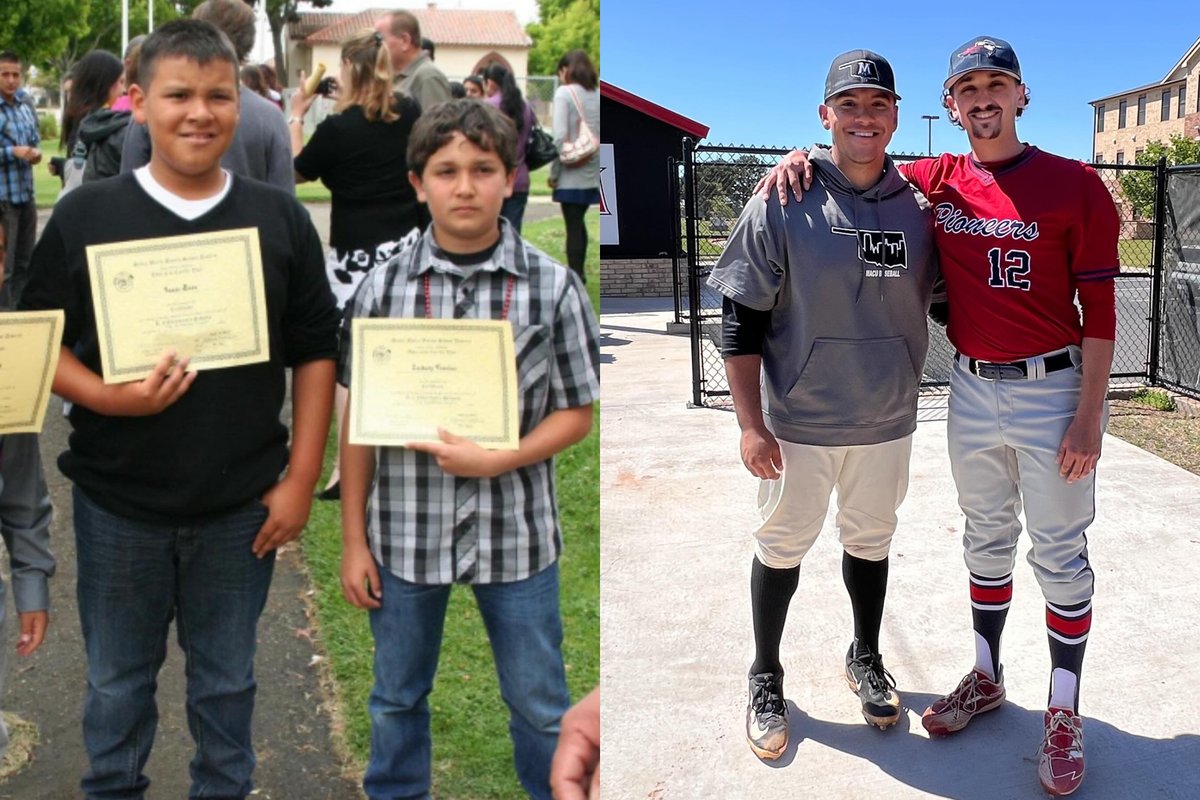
top-left (137, 19), bottom-right (240, 89)
top-left (407, 99), bottom-right (517, 178)
top-left (193, 0), bottom-right (256, 63)
top-left (421, 37), bottom-right (435, 59)
top-left (0, 51), bottom-right (20, 65)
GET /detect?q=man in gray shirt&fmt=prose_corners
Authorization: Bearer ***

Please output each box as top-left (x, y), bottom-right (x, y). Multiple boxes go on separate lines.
top-left (120, 0), bottom-right (293, 191)
top-left (375, 11), bottom-right (452, 112)
top-left (707, 49), bottom-right (939, 760)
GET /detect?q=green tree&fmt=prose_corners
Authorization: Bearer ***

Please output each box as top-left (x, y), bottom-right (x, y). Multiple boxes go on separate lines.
top-left (694, 155), bottom-right (768, 219)
top-left (525, 0), bottom-right (598, 76)
top-left (1118, 135), bottom-right (1200, 219)
top-left (0, 0), bottom-right (91, 69)
top-left (51, 0), bottom-right (188, 85)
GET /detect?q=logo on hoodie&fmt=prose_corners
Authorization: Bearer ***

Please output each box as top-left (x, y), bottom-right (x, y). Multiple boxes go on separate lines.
top-left (831, 227), bottom-right (908, 273)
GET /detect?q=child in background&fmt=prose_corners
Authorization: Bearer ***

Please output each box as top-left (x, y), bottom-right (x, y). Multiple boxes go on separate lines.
top-left (0, 215), bottom-right (56, 763)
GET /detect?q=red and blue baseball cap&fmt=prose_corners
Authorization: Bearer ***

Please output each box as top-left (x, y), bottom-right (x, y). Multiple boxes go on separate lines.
top-left (824, 49), bottom-right (900, 102)
top-left (944, 36), bottom-right (1022, 90)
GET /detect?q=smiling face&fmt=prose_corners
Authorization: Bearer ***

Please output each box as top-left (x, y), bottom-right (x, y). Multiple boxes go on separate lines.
top-left (819, 88), bottom-right (898, 180)
top-left (130, 55), bottom-right (239, 199)
top-left (0, 59), bottom-right (21, 103)
top-left (409, 132), bottom-right (514, 253)
top-left (945, 70), bottom-right (1025, 143)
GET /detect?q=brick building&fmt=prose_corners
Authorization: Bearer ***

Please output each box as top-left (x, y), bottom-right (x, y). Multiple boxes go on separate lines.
top-left (1090, 35), bottom-right (1200, 165)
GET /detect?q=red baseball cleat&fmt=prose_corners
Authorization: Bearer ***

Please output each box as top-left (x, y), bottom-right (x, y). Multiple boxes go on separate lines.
top-left (1038, 708), bottom-right (1085, 796)
top-left (921, 668), bottom-right (1005, 736)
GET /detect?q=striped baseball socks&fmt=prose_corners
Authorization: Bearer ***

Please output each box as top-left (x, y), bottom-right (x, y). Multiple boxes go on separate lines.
top-left (1047, 599), bottom-right (1092, 712)
top-left (970, 572), bottom-right (1013, 682)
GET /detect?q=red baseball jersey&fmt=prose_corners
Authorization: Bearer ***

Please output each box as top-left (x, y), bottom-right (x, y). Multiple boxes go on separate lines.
top-left (900, 147), bottom-right (1119, 362)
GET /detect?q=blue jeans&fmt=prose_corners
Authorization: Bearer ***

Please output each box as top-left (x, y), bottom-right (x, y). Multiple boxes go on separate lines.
top-left (364, 563), bottom-right (569, 800)
top-left (73, 488), bottom-right (275, 800)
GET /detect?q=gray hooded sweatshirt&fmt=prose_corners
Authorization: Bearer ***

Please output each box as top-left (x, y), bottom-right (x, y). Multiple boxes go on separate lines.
top-left (708, 144), bottom-right (938, 446)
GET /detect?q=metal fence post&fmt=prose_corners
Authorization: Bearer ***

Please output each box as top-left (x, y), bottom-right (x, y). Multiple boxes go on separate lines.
top-left (682, 136), bottom-right (704, 407)
top-left (1148, 156), bottom-right (1168, 386)
top-left (668, 156), bottom-right (684, 325)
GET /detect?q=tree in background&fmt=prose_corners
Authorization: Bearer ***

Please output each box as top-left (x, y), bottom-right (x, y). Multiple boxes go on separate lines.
top-left (525, 0), bottom-right (599, 76)
top-left (1119, 135), bottom-right (1200, 220)
top-left (50, 0), bottom-right (190, 92)
top-left (0, 0), bottom-right (90, 69)
top-left (250, 0), bottom-right (332, 87)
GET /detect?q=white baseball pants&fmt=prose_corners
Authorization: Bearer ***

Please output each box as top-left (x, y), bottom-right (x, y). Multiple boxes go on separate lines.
top-left (753, 435), bottom-right (913, 568)
top-left (948, 347), bottom-right (1102, 607)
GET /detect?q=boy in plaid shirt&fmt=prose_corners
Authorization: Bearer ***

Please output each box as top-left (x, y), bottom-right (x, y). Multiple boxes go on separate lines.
top-left (338, 100), bottom-right (599, 800)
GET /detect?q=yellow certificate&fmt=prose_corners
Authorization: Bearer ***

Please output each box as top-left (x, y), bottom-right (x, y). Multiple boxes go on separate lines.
top-left (0, 310), bottom-right (64, 434)
top-left (87, 228), bottom-right (270, 383)
top-left (349, 318), bottom-right (519, 449)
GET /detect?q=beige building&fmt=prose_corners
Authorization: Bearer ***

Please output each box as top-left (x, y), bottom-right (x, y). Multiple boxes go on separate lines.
top-left (286, 6), bottom-right (532, 90)
top-left (1090, 36), bottom-right (1200, 165)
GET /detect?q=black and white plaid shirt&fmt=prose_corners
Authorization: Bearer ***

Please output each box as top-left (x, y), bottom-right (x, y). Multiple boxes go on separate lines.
top-left (339, 221), bottom-right (600, 584)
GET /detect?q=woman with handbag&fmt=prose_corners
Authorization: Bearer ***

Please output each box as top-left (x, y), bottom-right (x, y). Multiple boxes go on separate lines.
top-left (550, 49), bottom-right (600, 281)
top-left (482, 63), bottom-right (537, 232)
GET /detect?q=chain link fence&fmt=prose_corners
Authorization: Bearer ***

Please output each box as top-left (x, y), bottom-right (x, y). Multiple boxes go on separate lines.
top-left (1158, 165), bottom-right (1200, 397)
top-left (675, 143), bottom-right (1176, 408)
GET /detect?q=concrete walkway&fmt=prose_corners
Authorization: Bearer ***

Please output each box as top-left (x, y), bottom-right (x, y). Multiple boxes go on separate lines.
top-left (600, 298), bottom-right (1200, 799)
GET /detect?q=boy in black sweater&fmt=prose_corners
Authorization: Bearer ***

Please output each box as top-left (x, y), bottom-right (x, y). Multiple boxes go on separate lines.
top-left (20, 21), bottom-right (338, 799)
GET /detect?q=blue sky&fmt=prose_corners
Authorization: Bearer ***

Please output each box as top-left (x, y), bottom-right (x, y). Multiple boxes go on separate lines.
top-left (600, 0), bottom-right (1199, 160)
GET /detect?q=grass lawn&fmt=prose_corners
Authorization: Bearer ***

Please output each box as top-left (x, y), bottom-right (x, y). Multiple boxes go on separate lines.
top-left (34, 143), bottom-right (66, 210)
top-left (1118, 238), bottom-right (1154, 270)
top-left (300, 212), bottom-right (599, 799)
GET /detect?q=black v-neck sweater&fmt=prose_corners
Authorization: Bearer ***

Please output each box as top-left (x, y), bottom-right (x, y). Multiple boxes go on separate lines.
top-left (21, 173), bottom-right (340, 523)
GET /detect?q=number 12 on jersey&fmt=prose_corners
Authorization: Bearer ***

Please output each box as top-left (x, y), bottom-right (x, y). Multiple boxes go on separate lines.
top-left (987, 248), bottom-right (1032, 290)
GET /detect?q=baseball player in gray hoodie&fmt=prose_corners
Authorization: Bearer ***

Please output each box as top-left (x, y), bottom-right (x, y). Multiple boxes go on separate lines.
top-left (707, 49), bottom-right (939, 759)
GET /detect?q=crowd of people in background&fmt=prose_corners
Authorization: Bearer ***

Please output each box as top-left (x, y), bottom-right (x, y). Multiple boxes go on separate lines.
top-left (0, 0), bottom-right (602, 797)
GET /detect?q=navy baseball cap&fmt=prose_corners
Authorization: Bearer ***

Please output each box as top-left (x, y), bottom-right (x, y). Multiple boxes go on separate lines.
top-left (824, 49), bottom-right (900, 102)
top-left (944, 36), bottom-right (1022, 90)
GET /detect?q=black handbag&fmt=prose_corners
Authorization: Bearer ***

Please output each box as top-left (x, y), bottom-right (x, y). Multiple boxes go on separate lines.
top-left (526, 124), bottom-right (558, 171)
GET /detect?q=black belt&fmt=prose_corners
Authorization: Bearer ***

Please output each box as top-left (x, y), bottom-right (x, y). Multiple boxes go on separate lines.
top-left (958, 351), bottom-right (1074, 381)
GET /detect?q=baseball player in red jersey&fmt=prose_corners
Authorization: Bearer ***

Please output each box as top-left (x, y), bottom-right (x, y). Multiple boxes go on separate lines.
top-left (756, 36), bottom-right (1119, 796)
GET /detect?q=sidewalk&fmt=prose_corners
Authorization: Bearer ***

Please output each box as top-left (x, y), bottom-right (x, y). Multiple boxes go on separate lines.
top-left (599, 298), bottom-right (1200, 799)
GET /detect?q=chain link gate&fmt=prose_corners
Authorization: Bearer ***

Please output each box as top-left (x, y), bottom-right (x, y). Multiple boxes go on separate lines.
top-left (676, 141), bottom-right (1178, 409)
top-left (1157, 164), bottom-right (1200, 397)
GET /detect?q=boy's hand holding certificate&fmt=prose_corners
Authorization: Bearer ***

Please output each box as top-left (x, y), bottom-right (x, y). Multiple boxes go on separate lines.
top-left (349, 318), bottom-right (520, 450)
top-left (87, 228), bottom-right (270, 384)
top-left (0, 310), bottom-right (64, 434)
